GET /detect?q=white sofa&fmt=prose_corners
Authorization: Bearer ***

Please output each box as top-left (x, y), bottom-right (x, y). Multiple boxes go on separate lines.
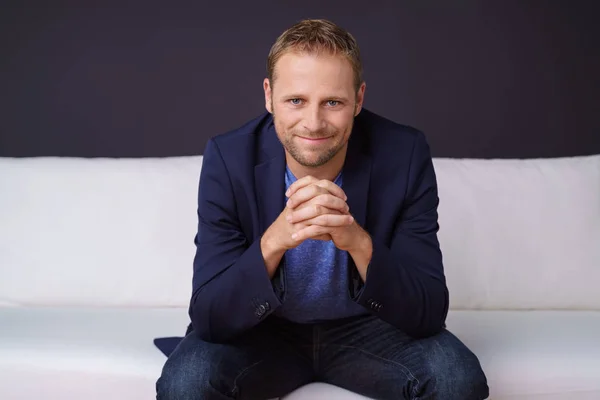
top-left (1, 153), bottom-right (599, 399)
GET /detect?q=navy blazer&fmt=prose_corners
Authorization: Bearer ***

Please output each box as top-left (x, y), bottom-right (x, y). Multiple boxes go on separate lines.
top-left (189, 108), bottom-right (449, 343)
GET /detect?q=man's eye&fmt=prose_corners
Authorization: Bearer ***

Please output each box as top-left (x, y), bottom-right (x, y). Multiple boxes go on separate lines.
top-left (327, 100), bottom-right (340, 107)
top-left (290, 98), bottom-right (302, 105)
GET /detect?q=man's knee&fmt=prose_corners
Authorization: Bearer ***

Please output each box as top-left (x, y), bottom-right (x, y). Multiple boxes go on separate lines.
top-left (156, 352), bottom-right (210, 399)
top-left (430, 356), bottom-right (488, 399)
top-left (420, 331), bottom-right (489, 399)
top-left (155, 335), bottom-right (218, 399)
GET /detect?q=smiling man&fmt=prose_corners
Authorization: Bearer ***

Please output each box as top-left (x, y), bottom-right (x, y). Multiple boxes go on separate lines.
top-left (157, 19), bottom-right (489, 400)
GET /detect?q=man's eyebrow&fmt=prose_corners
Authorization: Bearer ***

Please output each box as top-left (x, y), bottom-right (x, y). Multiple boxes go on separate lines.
top-left (281, 94), bottom-right (351, 101)
top-left (325, 96), bottom-right (350, 101)
top-left (282, 94), bottom-right (306, 99)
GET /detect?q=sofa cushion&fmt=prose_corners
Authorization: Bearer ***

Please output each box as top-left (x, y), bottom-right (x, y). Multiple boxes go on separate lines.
top-left (1, 308), bottom-right (599, 400)
top-left (445, 310), bottom-right (600, 399)
top-left (0, 156), bottom-right (201, 307)
top-left (283, 383), bottom-right (369, 399)
top-left (0, 307), bottom-right (188, 400)
top-left (435, 154), bottom-right (600, 309)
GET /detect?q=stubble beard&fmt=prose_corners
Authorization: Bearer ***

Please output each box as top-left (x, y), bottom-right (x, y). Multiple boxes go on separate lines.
top-left (272, 107), bottom-right (353, 168)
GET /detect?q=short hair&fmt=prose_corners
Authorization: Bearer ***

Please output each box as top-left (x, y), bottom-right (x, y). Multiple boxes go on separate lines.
top-left (267, 19), bottom-right (363, 92)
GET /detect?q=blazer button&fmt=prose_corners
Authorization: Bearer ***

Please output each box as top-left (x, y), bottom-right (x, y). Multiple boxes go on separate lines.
top-left (367, 299), bottom-right (374, 307)
top-left (255, 302), bottom-right (270, 319)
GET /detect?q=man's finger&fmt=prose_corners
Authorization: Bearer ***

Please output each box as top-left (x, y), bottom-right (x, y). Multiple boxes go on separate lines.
top-left (313, 180), bottom-right (347, 201)
top-left (291, 225), bottom-right (333, 242)
top-left (287, 200), bottom-right (348, 224)
top-left (311, 193), bottom-right (349, 213)
top-left (286, 184), bottom-right (328, 209)
top-left (301, 213), bottom-right (354, 227)
top-left (286, 177), bottom-right (347, 201)
top-left (313, 234), bottom-right (333, 241)
top-left (285, 176), bottom-right (318, 198)
top-left (287, 182), bottom-right (348, 209)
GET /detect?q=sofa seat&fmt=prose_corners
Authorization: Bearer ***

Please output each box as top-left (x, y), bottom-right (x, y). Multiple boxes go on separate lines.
top-left (1, 308), bottom-right (599, 400)
top-left (445, 310), bottom-right (600, 399)
top-left (0, 307), bottom-right (187, 400)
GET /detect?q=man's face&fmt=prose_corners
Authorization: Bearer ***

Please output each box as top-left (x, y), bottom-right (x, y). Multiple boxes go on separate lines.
top-left (264, 51), bottom-right (365, 168)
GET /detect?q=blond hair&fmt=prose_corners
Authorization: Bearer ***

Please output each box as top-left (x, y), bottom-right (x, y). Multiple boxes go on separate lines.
top-left (267, 19), bottom-right (363, 92)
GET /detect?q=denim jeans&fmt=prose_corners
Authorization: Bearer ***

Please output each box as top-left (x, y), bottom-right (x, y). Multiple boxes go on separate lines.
top-left (156, 314), bottom-right (489, 399)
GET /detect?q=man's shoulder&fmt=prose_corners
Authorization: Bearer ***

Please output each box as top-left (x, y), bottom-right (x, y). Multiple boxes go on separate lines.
top-left (209, 111), bottom-right (271, 151)
top-left (356, 109), bottom-right (427, 162)
top-left (357, 108), bottom-right (423, 143)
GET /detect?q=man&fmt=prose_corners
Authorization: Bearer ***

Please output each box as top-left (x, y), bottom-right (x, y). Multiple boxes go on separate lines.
top-left (157, 19), bottom-right (489, 400)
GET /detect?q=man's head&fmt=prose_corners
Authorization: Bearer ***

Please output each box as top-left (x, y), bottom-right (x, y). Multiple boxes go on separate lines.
top-left (264, 19), bottom-right (366, 169)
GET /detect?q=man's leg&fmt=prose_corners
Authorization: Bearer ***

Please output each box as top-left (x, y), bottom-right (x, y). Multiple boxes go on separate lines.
top-left (319, 315), bottom-right (489, 400)
top-left (156, 318), bottom-right (314, 400)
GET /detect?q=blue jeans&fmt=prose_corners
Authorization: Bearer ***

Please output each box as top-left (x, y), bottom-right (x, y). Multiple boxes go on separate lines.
top-left (156, 314), bottom-right (489, 399)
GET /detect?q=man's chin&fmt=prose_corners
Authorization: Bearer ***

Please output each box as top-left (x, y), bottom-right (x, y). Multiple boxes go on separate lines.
top-left (294, 156), bottom-right (331, 169)
top-left (291, 147), bottom-right (344, 167)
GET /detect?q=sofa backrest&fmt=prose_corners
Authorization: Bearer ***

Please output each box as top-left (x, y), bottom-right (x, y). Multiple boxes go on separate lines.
top-left (435, 155), bottom-right (600, 310)
top-left (1, 154), bottom-right (599, 310)
top-left (0, 156), bottom-right (201, 308)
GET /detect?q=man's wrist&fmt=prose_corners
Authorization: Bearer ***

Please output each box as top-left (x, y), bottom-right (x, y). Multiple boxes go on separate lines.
top-left (348, 224), bottom-right (372, 281)
top-left (260, 230), bottom-right (286, 278)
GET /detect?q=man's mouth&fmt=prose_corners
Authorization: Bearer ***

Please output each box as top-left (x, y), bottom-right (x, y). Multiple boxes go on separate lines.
top-left (297, 136), bottom-right (331, 142)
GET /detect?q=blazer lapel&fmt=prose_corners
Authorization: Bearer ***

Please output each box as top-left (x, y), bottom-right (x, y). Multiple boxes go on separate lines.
top-left (342, 123), bottom-right (372, 229)
top-left (254, 120), bottom-right (286, 236)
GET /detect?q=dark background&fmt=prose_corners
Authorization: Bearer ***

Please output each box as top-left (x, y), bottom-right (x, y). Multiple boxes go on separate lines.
top-left (1, 1), bottom-right (599, 159)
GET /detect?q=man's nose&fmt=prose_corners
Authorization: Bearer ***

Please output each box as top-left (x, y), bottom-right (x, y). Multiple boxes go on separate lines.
top-left (302, 106), bottom-right (325, 133)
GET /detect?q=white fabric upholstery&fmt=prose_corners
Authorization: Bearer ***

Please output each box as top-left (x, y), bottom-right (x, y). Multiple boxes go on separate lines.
top-left (283, 382), bottom-right (369, 399)
top-left (1, 155), bottom-right (599, 310)
top-left (445, 310), bottom-right (600, 399)
top-left (1, 308), bottom-right (599, 399)
top-left (0, 156), bottom-right (201, 307)
top-left (0, 308), bottom-right (187, 400)
top-left (434, 155), bottom-right (600, 310)
top-left (1, 153), bottom-right (599, 399)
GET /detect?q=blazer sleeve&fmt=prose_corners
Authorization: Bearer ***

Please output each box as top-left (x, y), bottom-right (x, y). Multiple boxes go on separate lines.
top-left (188, 138), bottom-right (282, 343)
top-left (353, 131), bottom-right (449, 338)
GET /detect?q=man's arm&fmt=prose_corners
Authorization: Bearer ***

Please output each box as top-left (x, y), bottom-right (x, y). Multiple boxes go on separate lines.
top-left (188, 138), bottom-right (282, 343)
top-left (352, 131), bottom-right (449, 338)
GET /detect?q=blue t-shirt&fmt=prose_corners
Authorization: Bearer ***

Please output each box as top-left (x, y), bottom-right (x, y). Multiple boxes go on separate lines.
top-left (274, 166), bottom-right (368, 323)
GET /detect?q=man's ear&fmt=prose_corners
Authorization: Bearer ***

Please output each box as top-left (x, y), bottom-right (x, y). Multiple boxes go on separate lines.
top-left (264, 78), bottom-right (273, 113)
top-left (354, 82), bottom-right (366, 116)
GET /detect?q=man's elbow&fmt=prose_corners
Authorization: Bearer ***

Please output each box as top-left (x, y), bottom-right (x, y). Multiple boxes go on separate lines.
top-left (187, 292), bottom-right (215, 343)
top-left (420, 285), bottom-right (449, 338)
top-left (401, 284), bottom-right (449, 339)
top-left (188, 292), bottom-right (244, 344)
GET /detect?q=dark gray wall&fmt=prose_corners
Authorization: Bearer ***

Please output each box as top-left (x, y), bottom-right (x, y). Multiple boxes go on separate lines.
top-left (1, 1), bottom-right (599, 158)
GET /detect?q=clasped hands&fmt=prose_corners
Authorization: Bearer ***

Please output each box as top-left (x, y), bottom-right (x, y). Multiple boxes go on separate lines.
top-left (272, 175), bottom-right (361, 252)
top-left (261, 175), bottom-right (372, 280)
